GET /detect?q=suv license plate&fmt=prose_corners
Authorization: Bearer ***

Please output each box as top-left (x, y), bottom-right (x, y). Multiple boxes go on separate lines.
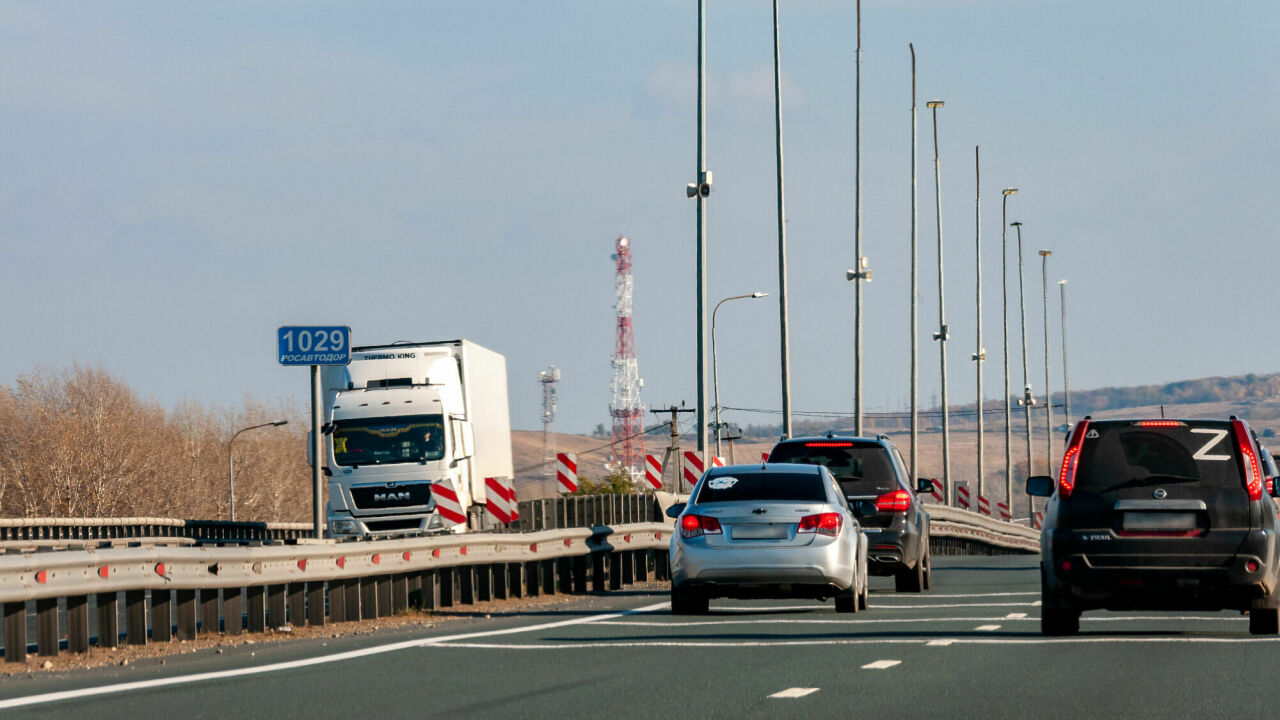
top-left (1123, 512), bottom-right (1196, 531)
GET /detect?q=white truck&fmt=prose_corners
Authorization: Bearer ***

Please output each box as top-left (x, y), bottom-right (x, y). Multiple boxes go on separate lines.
top-left (318, 339), bottom-right (513, 537)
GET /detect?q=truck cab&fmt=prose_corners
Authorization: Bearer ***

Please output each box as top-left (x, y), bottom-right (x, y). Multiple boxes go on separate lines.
top-left (318, 340), bottom-right (512, 537)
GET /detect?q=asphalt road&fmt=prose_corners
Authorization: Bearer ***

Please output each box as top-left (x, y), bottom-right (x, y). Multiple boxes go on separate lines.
top-left (4, 555), bottom-right (1280, 719)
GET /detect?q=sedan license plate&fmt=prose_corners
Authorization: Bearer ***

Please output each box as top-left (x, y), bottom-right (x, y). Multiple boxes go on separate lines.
top-left (730, 524), bottom-right (788, 540)
top-left (1123, 512), bottom-right (1196, 532)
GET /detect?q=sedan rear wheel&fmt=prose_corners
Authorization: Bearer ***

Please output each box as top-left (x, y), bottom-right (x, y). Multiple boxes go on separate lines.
top-left (835, 576), bottom-right (858, 614)
top-left (857, 567), bottom-right (869, 610)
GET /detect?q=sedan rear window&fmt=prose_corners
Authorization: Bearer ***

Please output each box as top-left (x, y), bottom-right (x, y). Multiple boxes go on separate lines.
top-left (694, 472), bottom-right (829, 504)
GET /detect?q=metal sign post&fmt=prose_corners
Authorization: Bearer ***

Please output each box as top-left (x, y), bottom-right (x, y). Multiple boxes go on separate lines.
top-left (278, 325), bottom-right (351, 539)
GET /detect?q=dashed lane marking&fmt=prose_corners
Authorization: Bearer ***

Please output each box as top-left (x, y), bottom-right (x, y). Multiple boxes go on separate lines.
top-left (862, 660), bottom-right (902, 669)
top-left (974, 624), bottom-right (1002, 631)
top-left (770, 688), bottom-right (819, 698)
top-left (871, 591), bottom-right (1039, 598)
top-left (872, 602), bottom-right (1039, 609)
top-left (1005, 613), bottom-right (1028, 619)
top-left (926, 639), bottom-right (956, 646)
top-left (0, 601), bottom-right (671, 711)
top-left (596, 614), bottom-right (1243, 628)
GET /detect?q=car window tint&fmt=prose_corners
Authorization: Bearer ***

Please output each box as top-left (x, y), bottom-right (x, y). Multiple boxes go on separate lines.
top-left (1075, 422), bottom-right (1244, 491)
top-left (694, 471), bottom-right (828, 503)
top-left (768, 443), bottom-right (898, 495)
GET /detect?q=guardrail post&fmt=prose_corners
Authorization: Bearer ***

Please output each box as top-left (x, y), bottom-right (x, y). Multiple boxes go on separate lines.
top-left (459, 566), bottom-right (475, 605)
top-left (572, 556), bottom-right (587, 593)
top-left (609, 553), bottom-right (623, 591)
top-left (223, 588), bottom-right (243, 635)
top-left (152, 590), bottom-right (172, 643)
top-left (199, 589), bottom-right (220, 635)
top-left (541, 559), bottom-right (556, 595)
top-left (492, 564), bottom-right (508, 600)
top-left (176, 589), bottom-right (197, 640)
top-left (4, 601), bottom-right (26, 662)
top-left (68, 595), bottom-right (90, 652)
top-left (622, 551), bottom-right (635, 586)
top-left (439, 568), bottom-right (455, 607)
top-left (392, 574), bottom-right (409, 614)
top-left (305, 582), bottom-right (323, 627)
top-left (360, 577), bottom-right (378, 620)
top-left (591, 552), bottom-right (606, 593)
top-left (476, 565), bottom-right (492, 602)
top-left (524, 561), bottom-right (540, 598)
top-left (99, 592), bottom-right (121, 646)
top-left (557, 557), bottom-right (572, 594)
top-left (268, 585), bottom-right (287, 628)
top-left (37, 597), bottom-right (58, 656)
top-left (344, 579), bottom-right (361, 621)
top-left (125, 589), bottom-right (147, 646)
top-left (328, 580), bottom-right (346, 623)
top-left (637, 551), bottom-right (650, 582)
top-left (418, 570), bottom-right (440, 610)
top-left (376, 575), bottom-right (392, 617)
top-left (247, 586), bottom-right (266, 633)
top-left (507, 563), bottom-right (523, 599)
top-left (655, 550), bottom-right (669, 581)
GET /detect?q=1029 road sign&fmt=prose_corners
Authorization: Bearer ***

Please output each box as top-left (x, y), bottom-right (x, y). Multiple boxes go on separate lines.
top-left (277, 326), bottom-right (351, 366)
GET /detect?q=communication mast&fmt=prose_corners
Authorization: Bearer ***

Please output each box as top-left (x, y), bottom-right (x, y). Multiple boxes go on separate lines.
top-left (539, 365), bottom-right (560, 489)
top-left (610, 236), bottom-right (645, 474)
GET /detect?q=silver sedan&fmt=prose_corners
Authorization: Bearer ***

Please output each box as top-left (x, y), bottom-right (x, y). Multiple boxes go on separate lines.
top-left (668, 463), bottom-right (871, 614)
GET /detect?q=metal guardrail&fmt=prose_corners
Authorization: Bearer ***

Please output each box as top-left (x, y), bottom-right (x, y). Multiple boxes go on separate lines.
top-left (0, 522), bottom-right (672, 663)
top-left (0, 517), bottom-right (313, 545)
top-left (926, 505), bottom-right (1041, 553)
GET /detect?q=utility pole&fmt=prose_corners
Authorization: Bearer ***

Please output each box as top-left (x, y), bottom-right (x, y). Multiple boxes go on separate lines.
top-left (1013, 220), bottom-right (1035, 517)
top-left (773, 0), bottom-right (793, 439)
top-left (927, 99), bottom-right (950, 505)
top-left (853, 0), bottom-right (866, 436)
top-left (1040, 249), bottom-right (1054, 477)
top-left (908, 43), bottom-right (919, 483)
top-left (651, 405), bottom-right (694, 492)
top-left (1000, 187), bottom-right (1017, 519)
top-left (973, 147), bottom-right (985, 503)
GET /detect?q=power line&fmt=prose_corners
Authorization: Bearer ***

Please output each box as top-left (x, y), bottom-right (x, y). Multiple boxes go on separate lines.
top-left (721, 403), bottom-right (1065, 420)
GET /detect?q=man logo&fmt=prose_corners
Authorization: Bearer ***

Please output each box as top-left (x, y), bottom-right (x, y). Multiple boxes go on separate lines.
top-left (373, 491), bottom-right (412, 503)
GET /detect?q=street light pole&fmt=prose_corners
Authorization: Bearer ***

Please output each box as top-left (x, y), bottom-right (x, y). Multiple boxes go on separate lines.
top-left (908, 44), bottom-right (919, 482)
top-left (973, 147), bottom-right (985, 503)
top-left (689, 0), bottom-right (712, 459)
top-left (712, 292), bottom-right (769, 457)
top-left (927, 99), bottom-right (951, 505)
top-left (228, 419), bottom-right (289, 522)
top-left (853, 0), bottom-right (865, 436)
top-left (1012, 221), bottom-right (1034, 511)
top-left (1040, 249), bottom-right (1054, 477)
top-left (1000, 188), bottom-right (1016, 518)
top-left (1059, 279), bottom-right (1071, 426)
top-left (773, 0), bottom-right (792, 439)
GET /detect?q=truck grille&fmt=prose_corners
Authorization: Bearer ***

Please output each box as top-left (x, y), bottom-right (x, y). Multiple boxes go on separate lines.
top-left (350, 482), bottom-right (433, 510)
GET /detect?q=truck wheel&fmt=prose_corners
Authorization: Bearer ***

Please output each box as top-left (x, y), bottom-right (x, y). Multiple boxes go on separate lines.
top-left (1250, 608), bottom-right (1280, 635)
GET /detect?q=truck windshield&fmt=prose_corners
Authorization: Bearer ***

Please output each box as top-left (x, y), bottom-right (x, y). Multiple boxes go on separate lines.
top-left (332, 414), bottom-right (445, 466)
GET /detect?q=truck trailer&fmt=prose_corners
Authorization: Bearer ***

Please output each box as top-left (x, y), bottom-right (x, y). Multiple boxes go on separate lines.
top-left (318, 339), bottom-right (513, 537)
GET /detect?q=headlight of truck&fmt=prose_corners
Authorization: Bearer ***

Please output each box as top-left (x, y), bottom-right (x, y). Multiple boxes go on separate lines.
top-left (330, 519), bottom-right (358, 535)
top-left (427, 514), bottom-right (444, 530)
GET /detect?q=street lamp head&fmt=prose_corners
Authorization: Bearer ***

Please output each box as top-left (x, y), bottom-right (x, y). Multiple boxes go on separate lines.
top-left (1002, 188), bottom-right (1018, 196)
top-left (751, 292), bottom-right (769, 298)
top-left (272, 420), bottom-right (289, 426)
top-left (1010, 221), bottom-right (1022, 228)
top-left (926, 100), bottom-right (944, 108)
top-left (1058, 279), bottom-right (1067, 285)
top-left (1039, 250), bottom-right (1051, 257)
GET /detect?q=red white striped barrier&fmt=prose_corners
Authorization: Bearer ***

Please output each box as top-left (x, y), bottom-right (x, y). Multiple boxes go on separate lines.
top-left (956, 485), bottom-right (971, 510)
top-left (682, 451), bottom-right (705, 486)
top-left (978, 495), bottom-right (992, 516)
top-left (484, 476), bottom-right (518, 524)
top-left (556, 452), bottom-right (578, 493)
top-left (1033, 511), bottom-right (1044, 529)
top-left (644, 454), bottom-right (663, 490)
top-left (431, 482), bottom-right (467, 526)
top-left (997, 501), bottom-right (1011, 520)
top-left (712, 456), bottom-right (726, 468)
top-left (928, 478), bottom-right (943, 503)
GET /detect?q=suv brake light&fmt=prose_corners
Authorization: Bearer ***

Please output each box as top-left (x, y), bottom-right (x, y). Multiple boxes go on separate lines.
top-left (875, 490), bottom-right (911, 513)
top-left (1134, 420), bottom-right (1186, 428)
top-left (1230, 418), bottom-right (1263, 502)
top-left (1058, 419), bottom-right (1091, 499)
top-left (804, 442), bottom-right (855, 448)
top-left (680, 514), bottom-right (723, 538)
top-left (797, 512), bottom-right (843, 537)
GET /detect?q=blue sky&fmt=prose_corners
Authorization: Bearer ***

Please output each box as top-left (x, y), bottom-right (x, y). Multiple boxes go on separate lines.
top-left (1, 1), bottom-right (1277, 434)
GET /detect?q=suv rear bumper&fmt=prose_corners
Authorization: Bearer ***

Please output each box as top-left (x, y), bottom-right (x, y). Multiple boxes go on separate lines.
top-left (864, 523), bottom-right (921, 575)
top-left (1045, 529), bottom-right (1280, 611)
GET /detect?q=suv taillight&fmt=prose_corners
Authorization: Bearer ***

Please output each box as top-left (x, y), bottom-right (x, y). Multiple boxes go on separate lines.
top-left (875, 490), bottom-right (911, 513)
top-left (680, 514), bottom-right (723, 539)
top-left (1231, 418), bottom-right (1263, 502)
top-left (1058, 419), bottom-right (1090, 499)
top-left (798, 512), bottom-right (843, 537)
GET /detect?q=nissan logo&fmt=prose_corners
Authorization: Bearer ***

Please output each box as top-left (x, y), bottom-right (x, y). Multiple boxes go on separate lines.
top-left (1153, 488), bottom-right (1168, 499)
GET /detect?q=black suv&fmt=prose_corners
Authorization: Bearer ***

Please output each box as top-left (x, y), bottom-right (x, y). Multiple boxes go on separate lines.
top-left (1028, 416), bottom-right (1280, 636)
top-left (768, 434), bottom-right (932, 592)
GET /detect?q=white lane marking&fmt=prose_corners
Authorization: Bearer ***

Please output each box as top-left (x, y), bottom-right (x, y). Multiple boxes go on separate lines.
top-left (871, 591), bottom-right (1039, 599)
top-left (1032, 600), bottom-right (1042, 606)
top-left (873, 602), bottom-right (1038, 609)
top-left (429, 636), bottom-right (1280, 650)
top-left (1005, 613), bottom-right (1028, 619)
top-left (974, 624), bottom-right (1002, 631)
top-left (591, 614), bottom-right (1246, 629)
top-left (926, 639), bottom-right (955, 646)
top-left (0, 601), bottom-right (670, 711)
top-left (862, 659), bottom-right (902, 669)
top-left (770, 687), bottom-right (819, 698)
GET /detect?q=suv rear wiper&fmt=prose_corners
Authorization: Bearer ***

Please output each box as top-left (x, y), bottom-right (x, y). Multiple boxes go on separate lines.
top-left (1098, 474), bottom-right (1200, 493)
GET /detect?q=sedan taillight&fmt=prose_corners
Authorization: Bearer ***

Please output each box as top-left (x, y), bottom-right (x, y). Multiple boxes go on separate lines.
top-left (797, 512), bottom-right (843, 537)
top-left (680, 514), bottom-right (722, 539)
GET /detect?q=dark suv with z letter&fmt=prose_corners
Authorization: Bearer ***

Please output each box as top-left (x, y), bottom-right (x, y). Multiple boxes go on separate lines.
top-left (1028, 416), bottom-right (1280, 636)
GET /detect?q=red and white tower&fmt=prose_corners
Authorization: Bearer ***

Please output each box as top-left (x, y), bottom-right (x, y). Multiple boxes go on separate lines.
top-left (610, 235), bottom-right (645, 474)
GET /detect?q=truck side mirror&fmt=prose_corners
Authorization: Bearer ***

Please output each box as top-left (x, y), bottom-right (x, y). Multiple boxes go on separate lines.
top-left (1026, 476), bottom-right (1055, 497)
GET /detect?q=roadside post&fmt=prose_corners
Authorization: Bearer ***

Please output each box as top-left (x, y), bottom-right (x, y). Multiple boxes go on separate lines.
top-left (277, 325), bottom-right (352, 539)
